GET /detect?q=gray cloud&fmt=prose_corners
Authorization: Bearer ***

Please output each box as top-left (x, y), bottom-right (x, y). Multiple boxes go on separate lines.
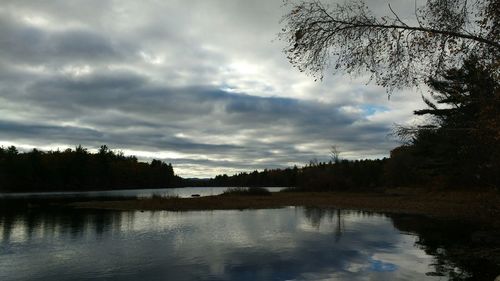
top-left (0, 0), bottom-right (425, 177)
top-left (0, 120), bottom-right (103, 140)
top-left (0, 16), bottom-right (124, 66)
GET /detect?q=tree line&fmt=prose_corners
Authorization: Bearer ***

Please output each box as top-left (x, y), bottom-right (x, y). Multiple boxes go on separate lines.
top-left (189, 158), bottom-right (387, 191)
top-left (0, 145), bottom-right (181, 192)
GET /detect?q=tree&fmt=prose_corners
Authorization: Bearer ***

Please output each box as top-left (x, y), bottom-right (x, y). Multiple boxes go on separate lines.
top-left (329, 145), bottom-right (341, 163)
top-left (393, 57), bottom-right (500, 186)
top-left (6, 146), bottom-right (18, 156)
top-left (415, 57), bottom-right (499, 132)
top-left (280, 0), bottom-right (499, 91)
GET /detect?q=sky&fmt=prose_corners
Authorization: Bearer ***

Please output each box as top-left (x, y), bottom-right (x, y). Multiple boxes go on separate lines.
top-left (0, 0), bottom-right (427, 178)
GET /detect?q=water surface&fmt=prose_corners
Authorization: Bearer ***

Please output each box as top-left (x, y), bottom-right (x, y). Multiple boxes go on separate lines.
top-left (0, 207), bottom-right (492, 281)
top-left (0, 187), bottom-right (285, 199)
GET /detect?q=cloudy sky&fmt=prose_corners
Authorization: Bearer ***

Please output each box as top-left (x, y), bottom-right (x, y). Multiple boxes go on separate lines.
top-left (0, 0), bottom-right (426, 178)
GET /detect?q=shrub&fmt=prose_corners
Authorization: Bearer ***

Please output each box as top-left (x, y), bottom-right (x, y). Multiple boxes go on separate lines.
top-left (221, 187), bottom-right (272, 196)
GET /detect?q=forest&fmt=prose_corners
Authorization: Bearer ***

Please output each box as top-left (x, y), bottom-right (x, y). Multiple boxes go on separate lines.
top-left (0, 145), bottom-right (180, 192)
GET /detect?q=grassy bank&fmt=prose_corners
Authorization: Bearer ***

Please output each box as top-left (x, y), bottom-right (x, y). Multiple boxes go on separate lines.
top-left (69, 189), bottom-right (500, 227)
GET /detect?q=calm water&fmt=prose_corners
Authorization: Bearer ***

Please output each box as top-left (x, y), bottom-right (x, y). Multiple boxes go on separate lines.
top-left (0, 187), bottom-right (285, 199)
top-left (0, 207), bottom-right (492, 281)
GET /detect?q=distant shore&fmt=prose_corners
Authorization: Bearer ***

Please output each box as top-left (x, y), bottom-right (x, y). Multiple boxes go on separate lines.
top-left (70, 189), bottom-right (500, 227)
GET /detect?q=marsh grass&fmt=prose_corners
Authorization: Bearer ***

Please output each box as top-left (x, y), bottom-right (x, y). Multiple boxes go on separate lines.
top-left (151, 194), bottom-right (179, 200)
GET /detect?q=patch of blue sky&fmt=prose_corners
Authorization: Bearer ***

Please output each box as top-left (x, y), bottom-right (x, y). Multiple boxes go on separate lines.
top-left (360, 104), bottom-right (390, 116)
top-left (369, 258), bottom-right (398, 272)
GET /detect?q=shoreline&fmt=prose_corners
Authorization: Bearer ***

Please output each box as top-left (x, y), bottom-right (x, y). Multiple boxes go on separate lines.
top-left (70, 190), bottom-right (500, 227)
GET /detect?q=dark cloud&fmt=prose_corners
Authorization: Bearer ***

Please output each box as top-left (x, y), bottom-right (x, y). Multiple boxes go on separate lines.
top-left (0, 16), bottom-right (124, 65)
top-left (0, 120), bottom-right (103, 141)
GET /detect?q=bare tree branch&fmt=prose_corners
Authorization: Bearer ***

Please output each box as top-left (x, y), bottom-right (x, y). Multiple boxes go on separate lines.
top-left (279, 0), bottom-right (499, 91)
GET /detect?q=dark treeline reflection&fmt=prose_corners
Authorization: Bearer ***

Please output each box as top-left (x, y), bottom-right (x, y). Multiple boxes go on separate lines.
top-left (0, 145), bottom-right (181, 192)
top-left (390, 215), bottom-right (499, 281)
top-left (302, 207), bottom-right (345, 243)
top-left (301, 208), bottom-right (500, 281)
top-left (0, 209), bottom-right (123, 243)
top-left (1, 208), bottom-right (497, 281)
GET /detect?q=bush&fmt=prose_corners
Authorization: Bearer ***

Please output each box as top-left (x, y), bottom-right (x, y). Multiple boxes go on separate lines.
top-left (221, 187), bottom-right (272, 196)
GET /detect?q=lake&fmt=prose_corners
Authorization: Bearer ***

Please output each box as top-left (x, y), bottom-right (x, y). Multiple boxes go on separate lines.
top-left (0, 187), bottom-right (286, 199)
top-left (0, 206), bottom-right (494, 281)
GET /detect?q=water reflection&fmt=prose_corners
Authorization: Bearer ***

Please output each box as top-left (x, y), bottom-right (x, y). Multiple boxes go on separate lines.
top-left (0, 208), bottom-right (496, 281)
top-left (302, 208), bottom-right (349, 243)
